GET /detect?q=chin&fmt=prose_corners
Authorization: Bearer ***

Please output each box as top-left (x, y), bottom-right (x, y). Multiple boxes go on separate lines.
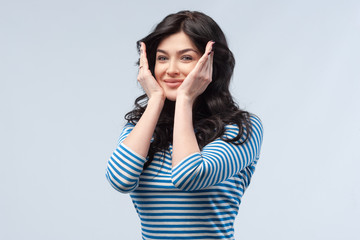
top-left (164, 90), bottom-right (177, 101)
top-left (166, 95), bottom-right (177, 102)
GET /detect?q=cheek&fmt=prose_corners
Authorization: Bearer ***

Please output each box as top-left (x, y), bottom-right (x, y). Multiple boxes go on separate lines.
top-left (154, 64), bottom-right (164, 80)
top-left (154, 66), bottom-right (159, 80)
top-left (184, 62), bottom-right (197, 75)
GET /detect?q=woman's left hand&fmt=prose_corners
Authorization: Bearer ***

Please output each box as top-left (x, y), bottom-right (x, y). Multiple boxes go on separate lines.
top-left (177, 41), bottom-right (214, 103)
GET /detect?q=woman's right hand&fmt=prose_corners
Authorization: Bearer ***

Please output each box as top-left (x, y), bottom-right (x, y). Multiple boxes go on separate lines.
top-left (137, 42), bottom-right (165, 101)
top-left (122, 42), bottom-right (165, 159)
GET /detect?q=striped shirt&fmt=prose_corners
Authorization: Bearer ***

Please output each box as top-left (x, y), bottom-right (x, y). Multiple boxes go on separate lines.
top-left (106, 115), bottom-right (263, 240)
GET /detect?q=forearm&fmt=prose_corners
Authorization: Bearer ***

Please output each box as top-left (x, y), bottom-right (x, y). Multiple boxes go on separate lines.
top-left (123, 95), bottom-right (164, 158)
top-left (171, 116), bottom-right (264, 191)
top-left (172, 95), bottom-right (200, 167)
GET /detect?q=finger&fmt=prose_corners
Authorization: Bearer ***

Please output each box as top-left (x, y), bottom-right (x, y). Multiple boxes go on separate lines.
top-left (207, 42), bottom-right (214, 74)
top-left (139, 42), bottom-right (145, 68)
top-left (194, 41), bottom-right (214, 71)
top-left (209, 51), bottom-right (214, 81)
top-left (204, 42), bottom-right (214, 71)
top-left (205, 41), bottom-right (214, 55)
top-left (140, 42), bottom-right (150, 70)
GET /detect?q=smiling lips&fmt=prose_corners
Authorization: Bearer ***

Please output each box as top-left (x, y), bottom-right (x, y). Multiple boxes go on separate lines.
top-left (163, 79), bottom-right (183, 88)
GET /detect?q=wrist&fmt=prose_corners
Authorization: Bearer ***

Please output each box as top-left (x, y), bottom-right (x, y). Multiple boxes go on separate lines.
top-left (175, 93), bottom-right (195, 106)
top-left (148, 94), bottom-right (165, 106)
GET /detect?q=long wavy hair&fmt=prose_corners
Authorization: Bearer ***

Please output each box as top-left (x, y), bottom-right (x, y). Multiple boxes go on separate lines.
top-left (125, 10), bottom-right (252, 168)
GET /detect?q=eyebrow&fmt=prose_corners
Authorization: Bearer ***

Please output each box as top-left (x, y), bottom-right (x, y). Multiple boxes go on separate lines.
top-left (156, 48), bottom-right (199, 55)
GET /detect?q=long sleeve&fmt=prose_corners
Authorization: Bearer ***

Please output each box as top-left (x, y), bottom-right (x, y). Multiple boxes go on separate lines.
top-left (171, 115), bottom-right (264, 191)
top-left (105, 123), bottom-right (147, 193)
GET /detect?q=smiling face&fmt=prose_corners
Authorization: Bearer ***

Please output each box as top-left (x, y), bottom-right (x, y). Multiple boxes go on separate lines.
top-left (154, 31), bottom-right (202, 101)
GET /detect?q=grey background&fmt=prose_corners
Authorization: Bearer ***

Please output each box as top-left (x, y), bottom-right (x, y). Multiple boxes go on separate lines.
top-left (1, 0), bottom-right (359, 239)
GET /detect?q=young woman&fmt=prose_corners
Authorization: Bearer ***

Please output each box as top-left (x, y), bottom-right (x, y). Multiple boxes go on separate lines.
top-left (106, 10), bottom-right (263, 240)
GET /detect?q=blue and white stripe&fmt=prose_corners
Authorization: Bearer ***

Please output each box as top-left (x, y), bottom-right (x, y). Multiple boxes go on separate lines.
top-left (106, 115), bottom-right (263, 239)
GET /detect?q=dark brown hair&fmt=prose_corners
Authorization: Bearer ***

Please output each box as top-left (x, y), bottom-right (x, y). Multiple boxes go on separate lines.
top-left (125, 11), bottom-right (252, 168)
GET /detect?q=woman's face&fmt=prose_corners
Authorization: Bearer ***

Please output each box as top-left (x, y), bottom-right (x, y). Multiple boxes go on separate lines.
top-left (154, 31), bottom-right (202, 101)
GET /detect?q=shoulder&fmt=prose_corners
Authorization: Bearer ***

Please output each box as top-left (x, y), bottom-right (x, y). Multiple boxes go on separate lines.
top-left (224, 114), bottom-right (263, 133)
top-left (121, 121), bottom-right (137, 134)
top-left (248, 114), bottom-right (264, 143)
top-left (117, 121), bottom-right (137, 145)
top-left (222, 114), bottom-right (263, 142)
top-left (249, 114), bottom-right (263, 134)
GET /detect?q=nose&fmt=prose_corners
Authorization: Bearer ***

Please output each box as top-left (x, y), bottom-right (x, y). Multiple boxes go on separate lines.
top-left (166, 59), bottom-right (180, 76)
